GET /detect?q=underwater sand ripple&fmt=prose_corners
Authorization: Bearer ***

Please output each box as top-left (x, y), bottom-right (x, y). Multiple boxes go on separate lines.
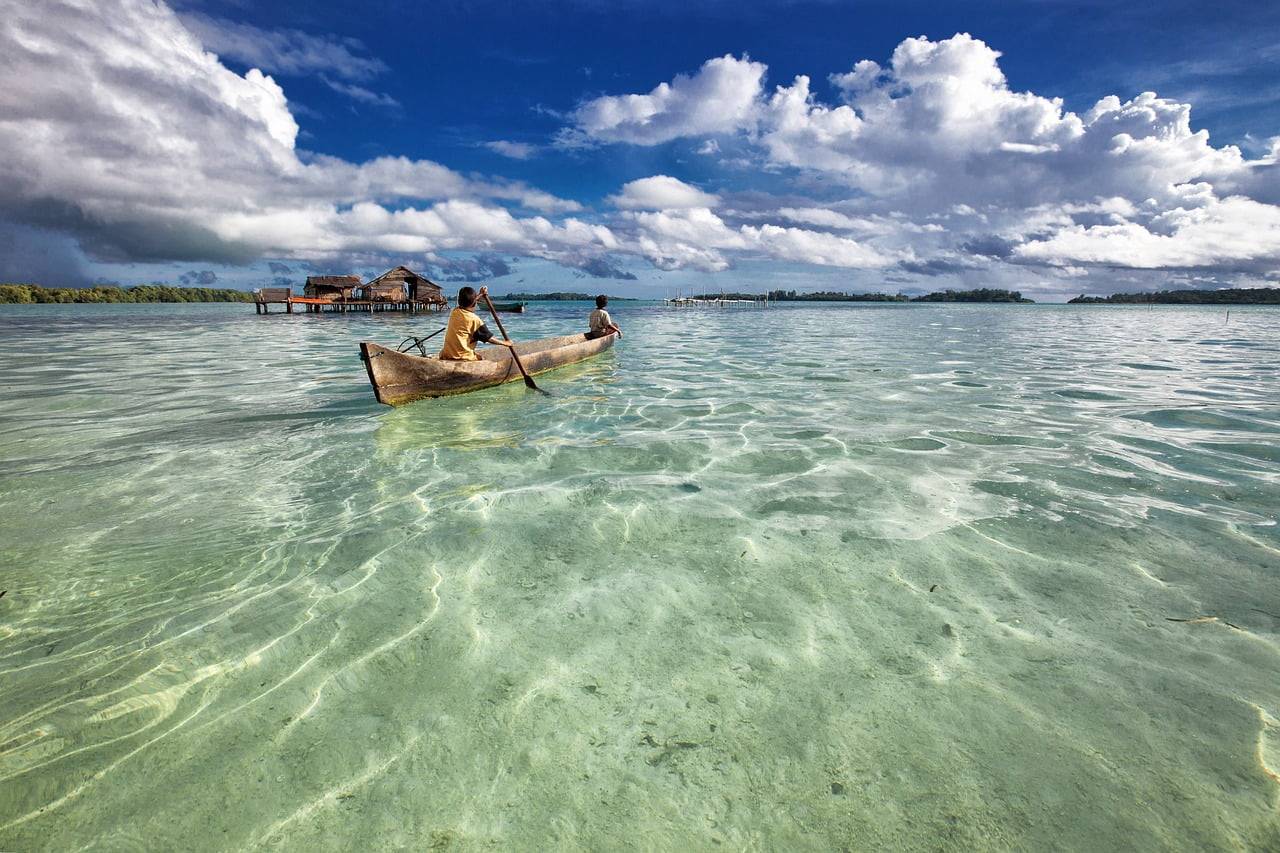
top-left (1, 302), bottom-right (1278, 849)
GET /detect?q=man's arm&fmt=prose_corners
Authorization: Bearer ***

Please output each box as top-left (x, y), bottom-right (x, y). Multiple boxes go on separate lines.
top-left (473, 323), bottom-right (515, 348)
top-left (473, 288), bottom-right (515, 346)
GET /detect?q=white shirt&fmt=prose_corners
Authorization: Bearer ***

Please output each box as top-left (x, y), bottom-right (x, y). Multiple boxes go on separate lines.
top-left (589, 308), bottom-right (612, 331)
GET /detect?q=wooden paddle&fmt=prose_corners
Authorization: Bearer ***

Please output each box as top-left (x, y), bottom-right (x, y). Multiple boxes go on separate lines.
top-left (480, 290), bottom-right (546, 394)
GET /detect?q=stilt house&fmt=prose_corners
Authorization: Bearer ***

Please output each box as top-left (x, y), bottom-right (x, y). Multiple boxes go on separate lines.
top-left (365, 266), bottom-right (447, 307)
top-left (303, 275), bottom-right (361, 301)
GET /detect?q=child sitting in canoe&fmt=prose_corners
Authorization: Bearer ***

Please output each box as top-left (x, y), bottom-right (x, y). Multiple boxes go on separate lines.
top-left (586, 295), bottom-right (623, 339)
top-left (439, 286), bottom-right (516, 361)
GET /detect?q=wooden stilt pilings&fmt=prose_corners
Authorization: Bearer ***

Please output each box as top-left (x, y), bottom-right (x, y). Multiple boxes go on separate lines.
top-left (662, 296), bottom-right (768, 308)
top-left (272, 297), bottom-right (448, 315)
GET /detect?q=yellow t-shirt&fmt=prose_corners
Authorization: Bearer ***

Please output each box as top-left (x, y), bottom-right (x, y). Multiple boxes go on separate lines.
top-left (438, 308), bottom-right (487, 361)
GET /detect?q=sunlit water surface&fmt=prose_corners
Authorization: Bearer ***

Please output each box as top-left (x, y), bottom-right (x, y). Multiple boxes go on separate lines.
top-left (1, 301), bottom-right (1278, 850)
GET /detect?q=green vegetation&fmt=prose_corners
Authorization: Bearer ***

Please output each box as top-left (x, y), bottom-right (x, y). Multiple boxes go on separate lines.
top-left (910, 288), bottom-right (1033, 303)
top-left (498, 291), bottom-right (638, 301)
top-left (0, 284), bottom-right (256, 304)
top-left (741, 288), bottom-right (1033, 303)
top-left (1069, 287), bottom-right (1280, 305)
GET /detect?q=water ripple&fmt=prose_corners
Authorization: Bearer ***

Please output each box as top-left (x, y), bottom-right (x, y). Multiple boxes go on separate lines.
top-left (1, 302), bottom-right (1278, 849)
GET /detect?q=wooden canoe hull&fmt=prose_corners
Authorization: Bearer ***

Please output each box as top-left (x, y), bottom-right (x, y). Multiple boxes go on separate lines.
top-left (359, 332), bottom-right (616, 405)
top-left (490, 302), bottom-right (526, 313)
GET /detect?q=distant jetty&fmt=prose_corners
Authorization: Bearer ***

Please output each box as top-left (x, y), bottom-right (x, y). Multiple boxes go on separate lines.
top-left (1069, 287), bottom-right (1280, 305)
top-left (0, 284), bottom-right (254, 303)
top-left (497, 292), bottom-right (638, 301)
top-left (666, 295), bottom-right (767, 308)
top-left (758, 290), bottom-right (908, 302)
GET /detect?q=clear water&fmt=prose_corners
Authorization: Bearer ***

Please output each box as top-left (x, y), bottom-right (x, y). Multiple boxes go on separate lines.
top-left (1, 301), bottom-right (1278, 850)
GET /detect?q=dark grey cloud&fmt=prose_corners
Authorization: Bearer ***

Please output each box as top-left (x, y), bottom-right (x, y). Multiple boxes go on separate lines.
top-left (897, 257), bottom-right (983, 277)
top-left (179, 269), bottom-right (218, 285)
top-left (10, 199), bottom-right (260, 265)
top-left (432, 253), bottom-right (515, 282)
top-left (574, 255), bottom-right (638, 280)
top-left (960, 235), bottom-right (1018, 259)
top-left (0, 220), bottom-right (90, 286)
top-left (267, 261), bottom-right (293, 274)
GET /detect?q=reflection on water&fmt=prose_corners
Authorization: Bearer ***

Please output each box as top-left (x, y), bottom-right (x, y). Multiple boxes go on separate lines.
top-left (1, 301), bottom-right (1278, 850)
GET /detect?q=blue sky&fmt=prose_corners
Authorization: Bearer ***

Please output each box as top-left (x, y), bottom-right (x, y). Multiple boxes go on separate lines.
top-left (1, 0), bottom-right (1278, 300)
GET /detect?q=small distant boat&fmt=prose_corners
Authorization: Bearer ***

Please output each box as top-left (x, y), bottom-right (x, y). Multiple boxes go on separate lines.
top-left (359, 332), bottom-right (616, 405)
top-left (490, 301), bottom-right (526, 313)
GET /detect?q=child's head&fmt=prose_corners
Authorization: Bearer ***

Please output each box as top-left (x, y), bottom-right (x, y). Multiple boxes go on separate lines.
top-left (596, 294), bottom-right (608, 309)
top-left (458, 286), bottom-right (477, 308)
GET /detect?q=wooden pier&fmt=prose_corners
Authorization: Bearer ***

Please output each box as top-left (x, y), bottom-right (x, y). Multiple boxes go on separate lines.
top-left (254, 293), bottom-right (446, 315)
top-left (253, 287), bottom-right (293, 314)
top-left (253, 292), bottom-right (447, 315)
top-left (290, 296), bottom-right (446, 314)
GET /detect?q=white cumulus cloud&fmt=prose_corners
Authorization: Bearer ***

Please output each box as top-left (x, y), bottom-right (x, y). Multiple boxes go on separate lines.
top-left (569, 32), bottom-right (1280, 282)
top-left (618, 206), bottom-right (898, 272)
top-left (1013, 196), bottom-right (1280, 269)
top-left (573, 54), bottom-right (766, 145)
top-left (0, 0), bottom-right (599, 269)
top-left (609, 176), bottom-right (720, 209)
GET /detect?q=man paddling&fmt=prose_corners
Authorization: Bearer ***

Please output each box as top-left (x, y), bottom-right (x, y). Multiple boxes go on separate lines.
top-left (586, 294), bottom-right (623, 340)
top-left (439, 286), bottom-right (516, 360)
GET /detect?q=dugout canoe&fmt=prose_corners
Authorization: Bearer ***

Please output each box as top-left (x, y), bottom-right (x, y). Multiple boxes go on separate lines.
top-left (359, 331), bottom-right (616, 405)
top-left (490, 301), bottom-right (526, 313)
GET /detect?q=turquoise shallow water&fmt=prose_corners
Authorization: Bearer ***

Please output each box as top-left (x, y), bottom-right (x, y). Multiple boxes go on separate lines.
top-left (1, 301), bottom-right (1278, 849)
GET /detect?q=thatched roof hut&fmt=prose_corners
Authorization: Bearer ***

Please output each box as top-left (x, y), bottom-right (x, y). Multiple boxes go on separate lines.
top-left (304, 275), bottom-right (361, 301)
top-left (365, 266), bottom-right (446, 305)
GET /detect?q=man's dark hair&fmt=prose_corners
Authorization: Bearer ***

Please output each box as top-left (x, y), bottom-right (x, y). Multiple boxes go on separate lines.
top-left (458, 286), bottom-right (477, 308)
top-left (595, 294), bottom-right (608, 308)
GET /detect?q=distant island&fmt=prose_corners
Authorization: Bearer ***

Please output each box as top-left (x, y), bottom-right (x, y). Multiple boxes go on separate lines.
top-left (498, 291), bottom-right (639, 301)
top-left (909, 288), bottom-right (1033, 303)
top-left (0, 284), bottom-right (255, 303)
top-left (690, 288), bottom-right (1034, 303)
top-left (1069, 287), bottom-right (1280, 305)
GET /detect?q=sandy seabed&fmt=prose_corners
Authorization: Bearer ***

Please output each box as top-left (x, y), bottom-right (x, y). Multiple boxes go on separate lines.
top-left (1, 301), bottom-right (1277, 850)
